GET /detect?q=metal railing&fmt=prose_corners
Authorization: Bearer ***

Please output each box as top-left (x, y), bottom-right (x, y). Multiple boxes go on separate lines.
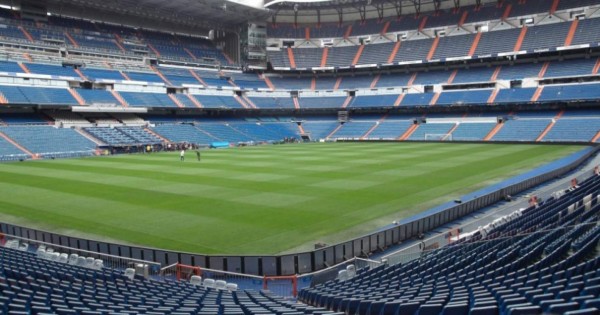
top-left (1, 233), bottom-right (161, 276)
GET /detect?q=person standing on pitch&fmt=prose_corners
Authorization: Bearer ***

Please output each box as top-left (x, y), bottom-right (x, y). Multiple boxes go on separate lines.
top-left (196, 150), bottom-right (201, 161)
top-left (180, 149), bottom-right (185, 161)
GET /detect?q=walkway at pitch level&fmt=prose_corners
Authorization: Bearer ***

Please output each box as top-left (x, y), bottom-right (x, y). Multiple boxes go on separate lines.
top-left (370, 150), bottom-right (600, 261)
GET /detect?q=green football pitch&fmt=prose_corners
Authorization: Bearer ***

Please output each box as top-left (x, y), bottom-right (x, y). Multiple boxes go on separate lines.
top-left (0, 142), bottom-right (584, 255)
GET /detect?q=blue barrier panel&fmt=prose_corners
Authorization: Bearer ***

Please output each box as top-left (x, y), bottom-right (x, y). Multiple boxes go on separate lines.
top-left (210, 142), bottom-right (230, 148)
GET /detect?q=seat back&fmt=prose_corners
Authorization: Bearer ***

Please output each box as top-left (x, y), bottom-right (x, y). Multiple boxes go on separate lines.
top-left (190, 275), bottom-right (202, 286)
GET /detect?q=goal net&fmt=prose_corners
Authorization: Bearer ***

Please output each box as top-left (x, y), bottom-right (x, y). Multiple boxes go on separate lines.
top-left (424, 133), bottom-right (453, 141)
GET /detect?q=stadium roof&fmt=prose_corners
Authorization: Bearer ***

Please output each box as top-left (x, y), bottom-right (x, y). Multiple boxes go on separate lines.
top-left (265, 0), bottom-right (493, 23)
top-left (265, 0), bottom-right (486, 10)
top-left (43, 0), bottom-right (272, 32)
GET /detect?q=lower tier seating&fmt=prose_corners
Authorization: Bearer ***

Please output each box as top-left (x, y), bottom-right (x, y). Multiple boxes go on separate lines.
top-left (299, 173), bottom-right (600, 315)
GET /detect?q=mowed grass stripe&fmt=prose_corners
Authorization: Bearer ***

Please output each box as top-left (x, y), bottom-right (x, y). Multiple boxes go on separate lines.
top-left (0, 143), bottom-right (583, 254)
top-left (0, 175), bottom-right (316, 254)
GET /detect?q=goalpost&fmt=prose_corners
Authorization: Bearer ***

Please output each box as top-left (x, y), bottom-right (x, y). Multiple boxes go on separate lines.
top-left (424, 133), bottom-right (453, 141)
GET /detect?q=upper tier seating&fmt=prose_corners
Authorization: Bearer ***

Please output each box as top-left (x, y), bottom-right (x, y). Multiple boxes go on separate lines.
top-left (0, 86), bottom-right (77, 105)
top-left (192, 95), bottom-right (244, 109)
top-left (124, 71), bottom-right (163, 83)
top-left (452, 66), bottom-right (496, 84)
top-left (0, 8), bottom-right (231, 67)
top-left (375, 72), bottom-right (413, 88)
top-left (538, 83), bottom-right (600, 102)
top-left (572, 17), bottom-right (600, 46)
top-left (338, 75), bottom-right (375, 90)
top-left (474, 28), bottom-right (522, 56)
top-left (327, 46), bottom-right (359, 68)
top-left (436, 89), bottom-right (493, 106)
top-left (400, 93), bottom-right (436, 107)
top-left (494, 88), bottom-right (538, 103)
top-left (247, 96), bottom-right (295, 109)
top-left (119, 92), bottom-right (177, 108)
top-left (230, 73), bottom-right (269, 90)
top-left (173, 94), bottom-right (198, 108)
top-left (393, 38), bottom-right (435, 64)
top-left (358, 42), bottom-right (395, 65)
top-left (24, 63), bottom-right (79, 78)
top-left (266, 0), bottom-right (579, 39)
top-left (294, 48), bottom-right (323, 69)
top-left (76, 89), bottom-right (119, 106)
top-left (269, 77), bottom-right (311, 90)
top-left (349, 94), bottom-right (399, 108)
top-left (299, 96), bottom-right (347, 108)
top-left (268, 17), bottom-right (600, 69)
top-left (0, 60), bottom-right (25, 73)
top-left (158, 68), bottom-right (202, 87)
top-left (432, 34), bottom-right (476, 60)
top-left (519, 22), bottom-right (571, 52)
top-left (543, 58), bottom-right (597, 78)
top-left (80, 68), bottom-right (127, 81)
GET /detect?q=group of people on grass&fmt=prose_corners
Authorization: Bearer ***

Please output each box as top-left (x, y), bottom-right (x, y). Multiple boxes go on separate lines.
top-left (180, 149), bottom-right (201, 162)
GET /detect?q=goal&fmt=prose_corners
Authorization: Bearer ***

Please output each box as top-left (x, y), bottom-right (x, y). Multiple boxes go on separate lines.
top-left (424, 133), bottom-right (453, 141)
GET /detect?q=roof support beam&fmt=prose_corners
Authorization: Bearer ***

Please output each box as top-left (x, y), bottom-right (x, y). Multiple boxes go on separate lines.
top-left (357, 5), bottom-right (366, 22)
top-left (434, 0), bottom-right (442, 14)
top-left (391, 0), bottom-right (402, 18)
top-left (294, 10), bottom-right (298, 27)
top-left (375, 3), bottom-right (385, 21)
top-left (336, 8), bottom-right (343, 25)
top-left (411, 0), bottom-right (421, 17)
top-left (317, 9), bottom-right (321, 26)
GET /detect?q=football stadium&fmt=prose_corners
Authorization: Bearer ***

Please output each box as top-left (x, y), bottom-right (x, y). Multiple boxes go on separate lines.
top-left (0, 0), bottom-right (599, 314)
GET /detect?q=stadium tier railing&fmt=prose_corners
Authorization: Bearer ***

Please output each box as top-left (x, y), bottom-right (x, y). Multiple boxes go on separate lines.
top-left (159, 257), bottom-right (381, 298)
top-left (0, 233), bottom-right (161, 277)
top-left (0, 146), bottom-right (597, 277)
top-left (381, 166), bottom-right (599, 266)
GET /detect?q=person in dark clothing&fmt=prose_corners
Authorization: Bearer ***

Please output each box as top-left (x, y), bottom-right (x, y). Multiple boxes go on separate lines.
top-left (196, 150), bottom-right (201, 161)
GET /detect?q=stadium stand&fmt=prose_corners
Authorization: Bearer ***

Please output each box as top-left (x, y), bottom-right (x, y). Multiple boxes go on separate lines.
top-left (491, 118), bottom-right (553, 141)
top-left (0, 86), bottom-right (78, 105)
top-left (1, 4), bottom-right (600, 315)
top-left (299, 173), bottom-right (600, 315)
top-left (0, 126), bottom-right (96, 158)
top-left (119, 92), bottom-right (178, 108)
top-left (0, 244), bottom-right (349, 315)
